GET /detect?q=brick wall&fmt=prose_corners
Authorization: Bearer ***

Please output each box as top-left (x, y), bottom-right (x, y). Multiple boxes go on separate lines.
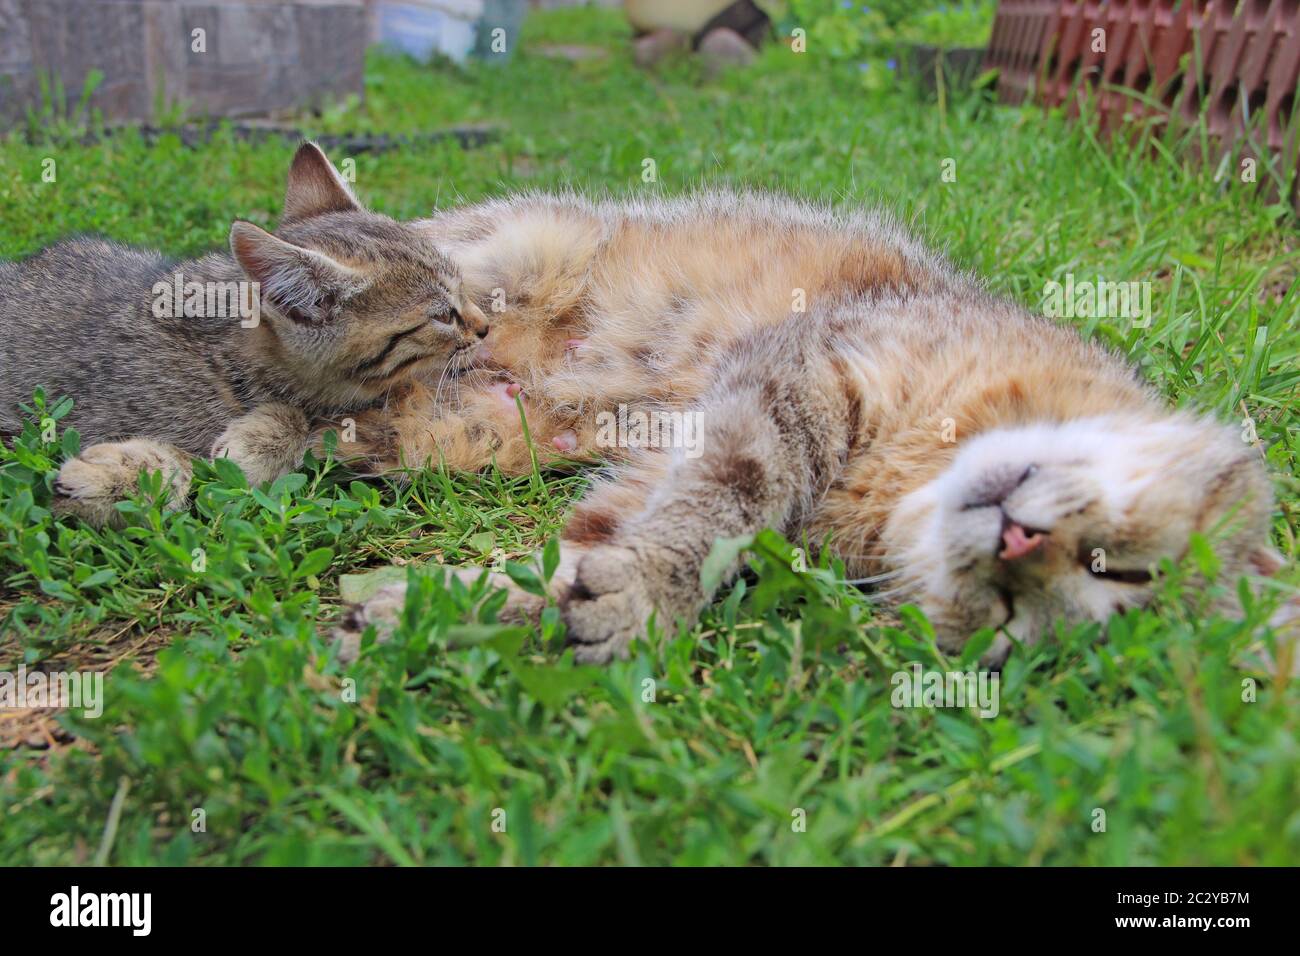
top-left (0, 0), bottom-right (366, 127)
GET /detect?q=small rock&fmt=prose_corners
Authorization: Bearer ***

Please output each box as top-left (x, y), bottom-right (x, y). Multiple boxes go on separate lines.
top-left (633, 28), bottom-right (689, 68)
top-left (698, 27), bottom-right (757, 77)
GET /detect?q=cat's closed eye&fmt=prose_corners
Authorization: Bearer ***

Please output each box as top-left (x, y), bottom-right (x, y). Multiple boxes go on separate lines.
top-left (1080, 550), bottom-right (1153, 585)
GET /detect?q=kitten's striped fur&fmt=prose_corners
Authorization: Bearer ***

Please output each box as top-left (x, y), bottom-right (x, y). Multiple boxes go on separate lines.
top-left (2, 144), bottom-right (487, 526)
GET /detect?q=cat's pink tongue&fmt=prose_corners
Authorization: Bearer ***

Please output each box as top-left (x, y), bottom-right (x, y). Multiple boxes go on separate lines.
top-left (999, 523), bottom-right (1044, 561)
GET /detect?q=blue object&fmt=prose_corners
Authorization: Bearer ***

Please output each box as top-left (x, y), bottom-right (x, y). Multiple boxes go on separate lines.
top-left (373, 1), bottom-right (526, 65)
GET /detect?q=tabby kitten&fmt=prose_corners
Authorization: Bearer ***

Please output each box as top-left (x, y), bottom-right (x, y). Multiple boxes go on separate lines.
top-left (0, 143), bottom-right (488, 525)
top-left (333, 191), bottom-right (1292, 665)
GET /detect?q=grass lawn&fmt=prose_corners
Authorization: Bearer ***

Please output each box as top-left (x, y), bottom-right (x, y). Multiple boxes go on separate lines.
top-left (1, 7), bottom-right (1298, 865)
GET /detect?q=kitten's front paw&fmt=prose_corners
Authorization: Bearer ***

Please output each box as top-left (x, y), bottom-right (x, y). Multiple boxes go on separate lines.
top-left (332, 581), bottom-right (407, 662)
top-left (212, 403), bottom-right (310, 486)
top-left (52, 440), bottom-right (193, 528)
top-left (561, 546), bottom-right (657, 664)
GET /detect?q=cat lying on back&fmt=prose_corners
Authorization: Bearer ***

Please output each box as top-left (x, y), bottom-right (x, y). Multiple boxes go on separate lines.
top-left (332, 191), bottom-right (1293, 665)
top-left (0, 143), bottom-right (488, 526)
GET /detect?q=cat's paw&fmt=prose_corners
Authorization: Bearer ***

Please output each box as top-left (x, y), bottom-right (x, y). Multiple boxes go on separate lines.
top-left (561, 545), bottom-right (657, 664)
top-left (332, 565), bottom-right (557, 661)
top-left (52, 440), bottom-right (193, 528)
top-left (1264, 595), bottom-right (1300, 677)
top-left (211, 403), bottom-right (310, 486)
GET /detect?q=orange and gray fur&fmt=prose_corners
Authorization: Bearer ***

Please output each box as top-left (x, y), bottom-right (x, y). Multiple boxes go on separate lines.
top-left (0, 143), bottom-right (488, 526)
top-left (331, 191), bottom-right (1291, 665)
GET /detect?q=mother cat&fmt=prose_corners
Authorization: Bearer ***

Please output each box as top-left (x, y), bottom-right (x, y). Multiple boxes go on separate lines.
top-left (330, 191), bottom-right (1292, 664)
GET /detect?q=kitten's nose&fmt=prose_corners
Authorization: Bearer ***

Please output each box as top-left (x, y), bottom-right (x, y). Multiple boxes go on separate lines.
top-left (459, 301), bottom-right (490, 339)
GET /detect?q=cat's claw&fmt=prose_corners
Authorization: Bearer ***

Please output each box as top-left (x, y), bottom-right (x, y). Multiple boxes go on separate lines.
top-left (561, 545), bottom-right (656, 663)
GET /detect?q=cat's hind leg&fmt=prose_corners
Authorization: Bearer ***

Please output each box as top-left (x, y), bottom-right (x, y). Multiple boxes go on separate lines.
top-left (53, 439), bottom-right (194, 528)
top-left (324, 377), bottom-right (594, 476)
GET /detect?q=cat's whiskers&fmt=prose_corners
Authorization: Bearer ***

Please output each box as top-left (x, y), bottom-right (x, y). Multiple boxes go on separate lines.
top-left (433, 346), bottom-right (466, 415)
top-left (838, 569), bottom-right (903, 586)
top-left (433, 356), bottom-right (451, 412)
top-left (453, 350), bottom-right (476, 411)
top-left (859, 584), bottom-right (916, 604)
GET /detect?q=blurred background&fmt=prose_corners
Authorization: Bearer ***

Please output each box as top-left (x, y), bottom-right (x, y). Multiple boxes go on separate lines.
top-left (1, 1), bottom-right (1296, 314)
top-left (0, 1), bottom-right (1012, 256)
top-left (0, 2), bottom-right (996, 125)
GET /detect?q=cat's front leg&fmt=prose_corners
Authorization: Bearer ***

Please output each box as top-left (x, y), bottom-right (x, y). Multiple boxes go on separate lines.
top-left (558, 444), bottom-right (781, 664)
top-left (561, 328), bottom-right (863, 662)
top-left (52, 439), bottom-right (194, 528)
top-left (211, 403), bottom-right (311, 486)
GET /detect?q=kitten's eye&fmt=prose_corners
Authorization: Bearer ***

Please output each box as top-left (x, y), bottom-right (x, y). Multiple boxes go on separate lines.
top-left (429, 306), bottom-right (457, 326)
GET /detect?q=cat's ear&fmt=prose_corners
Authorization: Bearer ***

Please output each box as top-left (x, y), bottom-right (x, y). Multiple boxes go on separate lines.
top-left (230, 220), bottom-right (365, 324)
top-left (281, 142), bottom-right (361, 222)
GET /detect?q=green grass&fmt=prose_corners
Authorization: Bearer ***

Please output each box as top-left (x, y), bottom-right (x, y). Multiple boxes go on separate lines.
top-left (1, 8), bottom-right (1298, 865)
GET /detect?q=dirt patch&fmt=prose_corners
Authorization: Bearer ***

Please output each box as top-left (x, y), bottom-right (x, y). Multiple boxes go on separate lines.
top-left (0, 623), bottom-right (174, 756)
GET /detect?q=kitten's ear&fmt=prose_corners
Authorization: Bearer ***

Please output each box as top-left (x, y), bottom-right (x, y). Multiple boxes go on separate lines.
top-left (230, 220), bottom-right (365, 324)
top-left (282, 142), bottom-right (361, 222)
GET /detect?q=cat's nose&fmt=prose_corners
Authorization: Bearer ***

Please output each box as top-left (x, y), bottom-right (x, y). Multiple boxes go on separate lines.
top-left (965, 464), bottom-right (1038, 510)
